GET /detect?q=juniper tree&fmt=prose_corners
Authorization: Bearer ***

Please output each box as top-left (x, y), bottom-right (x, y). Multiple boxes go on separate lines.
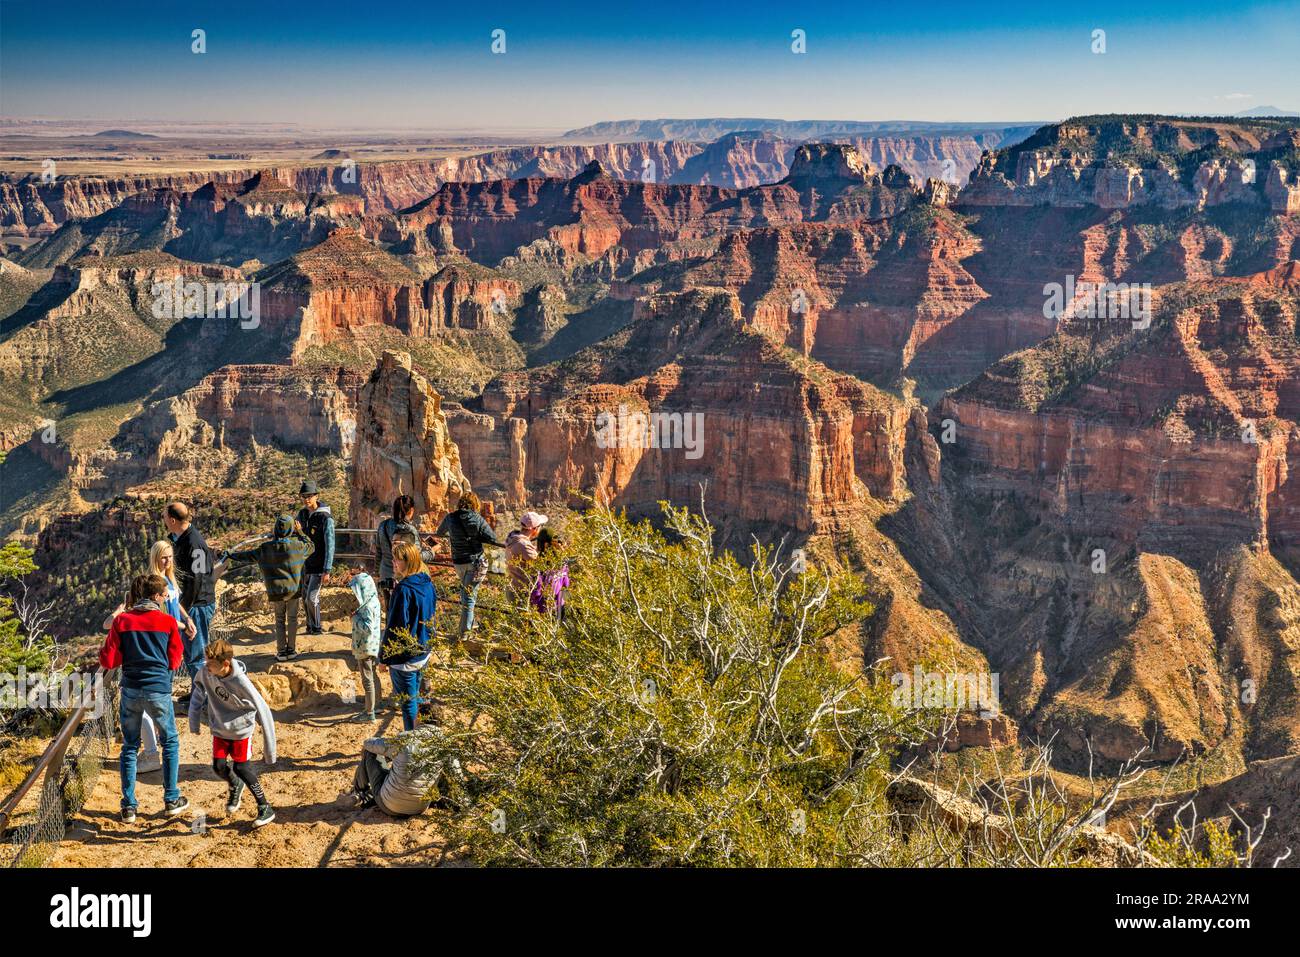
top-left (416, 502), bottom-right (932, 866)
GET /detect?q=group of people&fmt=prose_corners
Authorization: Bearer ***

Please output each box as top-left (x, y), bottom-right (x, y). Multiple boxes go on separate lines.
top-left (98, 483), bottom-right (568, 826)
top-left (100, 499), bottom-right (279, 827)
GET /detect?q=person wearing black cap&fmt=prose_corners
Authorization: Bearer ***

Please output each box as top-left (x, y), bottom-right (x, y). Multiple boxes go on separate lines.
top-left (295, 480), bottom-right (335, 635)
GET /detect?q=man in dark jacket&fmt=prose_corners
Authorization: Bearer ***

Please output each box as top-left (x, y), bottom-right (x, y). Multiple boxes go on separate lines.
top-left (164, 501), bottom-right (215, 686)
top-left (100, 573), bottom-right (189, 822)
top-left (295, 480), bottom-right (335, 636)
top-left (434, 491), bottom-right (503, 640)
top-left (219, 515), bottom-right (313, 660)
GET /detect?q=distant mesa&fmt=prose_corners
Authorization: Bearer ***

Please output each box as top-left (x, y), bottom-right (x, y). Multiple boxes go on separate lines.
top-left (563, 116), bottom-right (1043, 142)
top-left (312, 149), bottom-right (349, 159)
top-left (91, 129), bottom-right (159, 139)
top-left (782, 142), bottom-right (875, 184)
top-left (1235, 105), bottom-right (1300, 117)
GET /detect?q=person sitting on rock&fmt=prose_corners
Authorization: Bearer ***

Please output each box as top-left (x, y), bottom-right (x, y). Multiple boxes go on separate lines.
top-left (351, 724), bottom-right (439, 817)
top-left (216, 514), bottom-right (313, 662)
top-left (188, 638), bottom-right (277, 828)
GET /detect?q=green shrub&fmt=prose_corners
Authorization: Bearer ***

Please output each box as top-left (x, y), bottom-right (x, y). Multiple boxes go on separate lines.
top-left (417, 502), bottom-right (932, 866)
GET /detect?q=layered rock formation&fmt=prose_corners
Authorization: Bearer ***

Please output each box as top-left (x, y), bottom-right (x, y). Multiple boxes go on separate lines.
top-left (941, 267), bottom-right (1300, 549)
top-left (902, 266), bottom-right (1300, 769)
top-left (445, 288), bottom-right (911, 531)
top-left (15, 172), bottom-right (365, 269)
top-left (0, 126), bottom-right (1035, 239)
top-left (423, 263), bottom-right (521, 332)
top-left (667, 131), bottom-right (790, 187)
top-left (393, 146), bottom-right (935, 264)
top-left (27, 364), bottom-right (365, 497)
top-left (255, 229), bottom-right (521, 358)
top-left (350, 350), bottom-right (469, 529)
top-left (256, 228), bottom-right (426, 358)
top-left (960, 116), bottom-right (1300, 210)
top-left (624, 209), bottom-right (988, 389)
top-left (0, 252), bottom-right (244, 409)
top-left (8, 116), bottom-right (1300, 779)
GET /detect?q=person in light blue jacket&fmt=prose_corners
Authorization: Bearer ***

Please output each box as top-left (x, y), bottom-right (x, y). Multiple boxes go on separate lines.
top-left (349, 570), bottom-right (383, 722)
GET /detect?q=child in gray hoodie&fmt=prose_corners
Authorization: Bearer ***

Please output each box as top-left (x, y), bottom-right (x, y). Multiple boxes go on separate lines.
top-left (189, 638), bottom-right (278, 827)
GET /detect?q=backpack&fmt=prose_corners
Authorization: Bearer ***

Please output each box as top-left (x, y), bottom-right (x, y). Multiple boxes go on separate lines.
top-left (457, 512), bottom-right (489, 585)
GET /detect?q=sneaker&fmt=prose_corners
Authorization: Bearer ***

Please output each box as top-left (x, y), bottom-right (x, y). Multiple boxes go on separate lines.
top-left (163, 796), bottom-right (190, 817)
top-left (137, 750), bottom-right (162, 774)
top-left (283, 650), bottom-right (300, 661)
top-left (120, 806), bottom-right (137, 824)
top-left (253, 804), bottom-right (276, 828)
top-left (351, 711), bottom-right (376, 723)
top-left (226, 781), bottom-right (245, 814)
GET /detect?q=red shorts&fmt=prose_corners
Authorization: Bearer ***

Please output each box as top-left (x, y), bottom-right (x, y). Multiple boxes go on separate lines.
top-left (212, 736), bottom-right (252, 762)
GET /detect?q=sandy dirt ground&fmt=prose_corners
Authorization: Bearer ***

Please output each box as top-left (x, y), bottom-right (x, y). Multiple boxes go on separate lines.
top-left (53, 583), bottom-right (457, 868)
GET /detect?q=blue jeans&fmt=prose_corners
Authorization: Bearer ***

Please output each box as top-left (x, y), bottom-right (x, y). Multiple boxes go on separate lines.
top-left (453, 562), bottom-right (480, 638)
top-left (119, 687), bottom-right (180, 809)
top-left (183, 602), bottom-right (214, 679)
top-left (389, 667), bottom-right (422, 731)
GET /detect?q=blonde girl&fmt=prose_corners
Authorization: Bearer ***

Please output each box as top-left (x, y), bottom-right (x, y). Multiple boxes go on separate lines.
top-left (150, 540), bottom-right (197, 639)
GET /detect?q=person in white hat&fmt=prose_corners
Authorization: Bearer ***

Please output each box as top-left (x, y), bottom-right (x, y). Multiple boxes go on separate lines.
top-left (504, 511), bottom-right (548, 602)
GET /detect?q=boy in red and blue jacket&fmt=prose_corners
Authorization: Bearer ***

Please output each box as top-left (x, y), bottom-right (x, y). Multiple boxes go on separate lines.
top-left (100, 573), bottom-right (190, 823)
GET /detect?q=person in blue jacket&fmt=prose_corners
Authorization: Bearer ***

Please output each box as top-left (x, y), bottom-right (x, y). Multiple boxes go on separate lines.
top-left (379, 541), bottom-right (436, 730)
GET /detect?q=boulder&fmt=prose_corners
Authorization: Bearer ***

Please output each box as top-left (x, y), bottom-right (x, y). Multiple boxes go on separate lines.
top-left (247, 672), bottom-right (293, 710)
top-left (268, 658), bottom-right (355, 706)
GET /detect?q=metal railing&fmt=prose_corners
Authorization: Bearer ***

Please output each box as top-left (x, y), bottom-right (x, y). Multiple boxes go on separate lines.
top-left (0, 669), bottom-right (119, 868)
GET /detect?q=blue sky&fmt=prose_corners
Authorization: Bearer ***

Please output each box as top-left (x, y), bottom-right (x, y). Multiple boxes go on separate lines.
top-left (2, 0), bottom-right (1298, 130)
